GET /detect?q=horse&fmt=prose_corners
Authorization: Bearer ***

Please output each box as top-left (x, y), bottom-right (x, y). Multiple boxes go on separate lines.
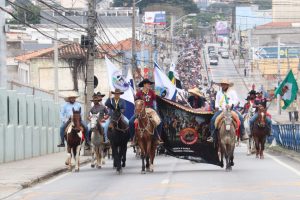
top-left (252, 106), bottom-right (269, 159)
top-left (244, 103), bottom-right (256, 155)
top-left (90, 113), bottom-right (105, 169)
top-left (135, 100), bottom-right (158, 174)
top-left (107, 107), bottom-right (130, 174)
top-left (65, 108), bottom-right (84, 172)
top-left (216, 108), bottom-right (237, 171)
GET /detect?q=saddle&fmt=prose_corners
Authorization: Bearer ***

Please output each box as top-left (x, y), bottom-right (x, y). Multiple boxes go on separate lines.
top-left (145, 108), bottom-right (161, 128)
top-left (215, 111), bottom-right (240, 130)
top-left (65, 121), bottom-right (85, 140)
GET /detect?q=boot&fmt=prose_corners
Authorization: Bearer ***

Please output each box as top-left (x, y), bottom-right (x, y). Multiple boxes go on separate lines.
top-left (241, 129), bottom-right (249, 141)
top-left (57, 142), bottom-right (65, 147)
top-left (130, 137), bottom-right (137, 147)
top-left (157, 135), bottom-right (164, 145)
top-left (85, 140), bottom-right (91, 150)
top-left (207, 129), bottom-right (217, 142)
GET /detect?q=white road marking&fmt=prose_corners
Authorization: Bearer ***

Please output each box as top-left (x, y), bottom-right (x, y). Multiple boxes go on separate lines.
top-left (44, 173), bottom-right (69, 185)
top-left (161, 179), bottom-right (170, 184)
top-left (266, 153), bottom-right (300, 176)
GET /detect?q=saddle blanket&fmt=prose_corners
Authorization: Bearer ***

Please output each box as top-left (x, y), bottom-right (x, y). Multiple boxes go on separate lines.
top-left (145, 108), bottom-right (161, 127)
top-left (215, 111), bottom-right (240, 130)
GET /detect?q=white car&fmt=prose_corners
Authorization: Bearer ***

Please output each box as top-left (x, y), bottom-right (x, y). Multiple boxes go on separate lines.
top-left (210, 56), bottom-right (218, 65)
top-left (221, 51), bottom-right (229, 59)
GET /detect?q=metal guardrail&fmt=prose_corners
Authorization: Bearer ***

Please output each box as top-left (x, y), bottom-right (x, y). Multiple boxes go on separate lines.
top-left (268, 124), bottom-right (300, 151)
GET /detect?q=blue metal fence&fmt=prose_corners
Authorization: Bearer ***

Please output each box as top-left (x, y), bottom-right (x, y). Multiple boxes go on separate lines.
top-left (269, 124), bottom-right (300, 151)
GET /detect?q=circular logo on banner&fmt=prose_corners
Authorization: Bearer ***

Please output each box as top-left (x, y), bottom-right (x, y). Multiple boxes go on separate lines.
top-left (179, 128), bottom-right (198, 145)
top-left (112, 71), bottom-right (129, 92)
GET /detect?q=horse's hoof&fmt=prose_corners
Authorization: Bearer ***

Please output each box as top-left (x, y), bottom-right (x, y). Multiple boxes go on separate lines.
top-left (102, 161), bottom-right (105, 165)
top-left (220, 162), bottom-right (224, 168)
top-left (74, 169), bottom-right (79, 172)
top-left (91, 164), bottom-right (95, 168)
top-left (141, 170), bottom-right (146, 174)
top-left (230, 161), bottom-right (234, 166)
top-left (122, 162), bottom-right (126, 168)
top-left (146, 168), bottom-right (150, 172)
top-left (97, 165), bottom-right (102, 169)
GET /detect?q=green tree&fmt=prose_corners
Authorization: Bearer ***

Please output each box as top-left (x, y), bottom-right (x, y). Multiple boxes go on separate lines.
top-left (8, 0), bottom-right (41, 24)
top-left (113, 0), bottom-right (199, 14)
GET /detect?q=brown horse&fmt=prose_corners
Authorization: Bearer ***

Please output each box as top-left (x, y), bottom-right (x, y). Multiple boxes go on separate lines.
top-left (135, 100), bottom-right (158, 174)
top-left (252, 106), bottom-right (269, 159)
top-left (216, 108), bottom-right (237, 171)
top-left (65, 108), bottom-right (84, 172)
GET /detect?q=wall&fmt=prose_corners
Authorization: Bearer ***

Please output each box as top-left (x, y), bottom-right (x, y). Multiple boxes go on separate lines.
top-left (0, 89), bottom-right (63, 164)
top-left (273, 0), bottom-right (300, 22)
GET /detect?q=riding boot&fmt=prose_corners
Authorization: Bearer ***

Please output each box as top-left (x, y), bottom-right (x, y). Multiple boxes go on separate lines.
top-left (57, 142), bottom-right (65, 147)
top-left (241, 129), bottom-right (249, 141)
top-left (85, 140), bottom-right (91, 150)
top-left (130, 136), bottom-right (137, 147)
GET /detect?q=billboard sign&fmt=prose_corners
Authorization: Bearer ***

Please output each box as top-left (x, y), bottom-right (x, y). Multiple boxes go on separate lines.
top-left (144, 11), bottom-right (166, 25)
top-left (215, 21), bottom-right (229, 35)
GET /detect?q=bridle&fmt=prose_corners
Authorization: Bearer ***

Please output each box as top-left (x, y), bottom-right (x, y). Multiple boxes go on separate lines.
top-left (135, 103), bottom-right (154, 137)
top-left (111, 112), bottom-right (128, 133)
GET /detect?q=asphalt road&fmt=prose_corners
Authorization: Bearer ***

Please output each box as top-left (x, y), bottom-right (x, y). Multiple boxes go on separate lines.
top-left (7, 43), bottom-right (300, 200)
top-left (7, 145), bottom-right (300, 200)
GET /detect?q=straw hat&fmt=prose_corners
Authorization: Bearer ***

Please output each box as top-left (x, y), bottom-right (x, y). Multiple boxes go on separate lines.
top-left (111, 88), bottom-right (124, 95)
top-left (188, 87), bottom-right (204, 97)
top-left (65, 91), bottom-right (80, 98)
top-left (217, 79), bottom-right (234, 87)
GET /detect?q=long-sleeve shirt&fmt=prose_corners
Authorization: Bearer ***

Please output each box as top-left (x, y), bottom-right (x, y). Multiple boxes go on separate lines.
top-left (105, 98), bottom-right (126, 116)
top-left (215, 89), bottom-right (239, 110)
top-left (89, 103), bottom-right (108, 119)
top-left (60, 102), bottom-right (82, 123)
top-left (136, 89), bottom-right (156, 109)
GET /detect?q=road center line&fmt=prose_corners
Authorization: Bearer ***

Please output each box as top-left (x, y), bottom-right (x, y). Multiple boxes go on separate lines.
top-left (266, 153), bottom-right (300, 176)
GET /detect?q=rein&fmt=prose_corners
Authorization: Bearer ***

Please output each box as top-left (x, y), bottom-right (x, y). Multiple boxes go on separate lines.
top-left (111, 114), bottom-right (128, 133)
top-left (136, 107), bottom-right (154, 137)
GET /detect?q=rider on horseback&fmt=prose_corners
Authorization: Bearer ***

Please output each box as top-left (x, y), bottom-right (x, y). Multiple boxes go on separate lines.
top-left (57, 91), bottom-right (90, 149)
top-left (207, 79), bottom-right (249, 142)
top-left (129, 78), bottom-right (163, 146)
top-left (104, 89), bottom-right (129, 127)
top-left (249, 89), bottom-right (272, 136)
top-left (88, 92), bottom-right (109, 143)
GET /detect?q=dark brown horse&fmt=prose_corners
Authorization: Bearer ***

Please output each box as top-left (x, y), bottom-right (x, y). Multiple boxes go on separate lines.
top-left (252, 105), bottom-right (269, 159)
top-left (65, 108), bottom-right (84, 172)
top-left (135, 100), bottom-right (158, 174)
top-left (107, 107), bottom-right (130, 174)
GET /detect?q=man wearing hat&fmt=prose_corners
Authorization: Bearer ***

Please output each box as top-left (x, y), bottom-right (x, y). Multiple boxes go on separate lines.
top-left (58, 91), bottom-right (90, 149)
top-left (207, 79), bottom-right (248, 142)
top-left (188, 87), bottom-right (206, 109)
top-left (129, 78), bottom-right (163, 145)
top-left (88, 92), bottom-right (109, 143)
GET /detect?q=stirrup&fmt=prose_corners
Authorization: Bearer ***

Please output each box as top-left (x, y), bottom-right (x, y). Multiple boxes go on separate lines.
top-left (207, 136), bottom-right (214, 143)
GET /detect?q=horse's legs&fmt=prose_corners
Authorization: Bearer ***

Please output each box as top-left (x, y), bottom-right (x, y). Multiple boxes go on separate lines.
top-left (260, 137), bottom-right (266, 159)
top-left (74, 145), bottom-right (81, 172)
top-left (254, 137), bottom-right (260, 158)
top-left (149, 140), bottom-right (157, 172)
top-left (121, 142), bottom-right (127, 168)
top-left (67, 146), bottom-right (72, 171)
top-left (115, 146), bottom-right (122, 172)
top-left (141, 154), bottom-right (146, 174)
top-left (96, 146), bottom-right (102, 169)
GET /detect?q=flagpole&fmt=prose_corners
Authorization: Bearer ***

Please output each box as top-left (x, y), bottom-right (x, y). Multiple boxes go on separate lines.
top-left (178, 92), bottom-right (192, 108)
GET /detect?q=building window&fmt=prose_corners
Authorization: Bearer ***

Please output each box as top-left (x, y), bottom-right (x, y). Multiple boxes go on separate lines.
top-left (18, 68), bottom-right (29, 84)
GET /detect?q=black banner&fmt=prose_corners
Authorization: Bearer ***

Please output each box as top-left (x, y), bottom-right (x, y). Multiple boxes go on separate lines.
top-left (157, 97), bottom-right (221, 166)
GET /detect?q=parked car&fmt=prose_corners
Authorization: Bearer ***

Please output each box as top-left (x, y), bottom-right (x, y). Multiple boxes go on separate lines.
top-left (221, 51), bottom-right (229, 59)
top-left (210, 55), bottom-right (219, 65)
top-left (209, 51), bottom-right (218, 58)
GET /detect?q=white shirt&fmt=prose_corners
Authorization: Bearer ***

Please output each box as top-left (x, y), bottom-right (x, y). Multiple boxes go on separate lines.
top-left (215, 89), bottom-right (239, 110)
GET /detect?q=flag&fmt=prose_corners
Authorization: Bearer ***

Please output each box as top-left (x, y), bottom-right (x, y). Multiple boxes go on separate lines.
top-left (154, 62), bottom-right (177, 101)
top-left (168, 63), bottom-right (176, 84)
top-left (105, 56), bottom-right (135, 119)
top-left (274, 70), bottom-right (298, 110)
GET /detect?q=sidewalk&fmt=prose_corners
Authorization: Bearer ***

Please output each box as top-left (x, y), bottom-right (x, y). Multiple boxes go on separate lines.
top-left (0, 152), bottom-right (90, 199)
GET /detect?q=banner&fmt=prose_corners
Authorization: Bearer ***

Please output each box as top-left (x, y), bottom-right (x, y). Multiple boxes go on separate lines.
top-left (215, 21), bottom-right (229, 35)
top-left (105, 56), bottom-right (135, 119)
top-left (144, 11), bottom-right (166, 25)
top-left (157, 97), bottom-right (221, 166)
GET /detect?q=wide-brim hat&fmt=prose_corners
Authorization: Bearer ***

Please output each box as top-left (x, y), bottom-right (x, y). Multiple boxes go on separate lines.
top-left (188, 87), bottom-right (204, 97)
top-left (248, 90), bottom-right (257, 96)
top-left (111, 88), bottom-right (124, 95)
top-left (138, 78), bottom-right (154, 87)
top-left (90, 92), bottom-right (105, 101)
top-left (217, 79), bottom-right (234, 87)
top-left (65, 91), bottom-right (80, 98)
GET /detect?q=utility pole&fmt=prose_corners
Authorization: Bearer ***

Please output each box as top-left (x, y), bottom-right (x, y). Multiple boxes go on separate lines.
top-left (85, 0), bottom-right (97, 119)
top-left (132, 0), bottom-right (137, 81)
top-left (54, 26), bottom-right (59, 103)
top-left (277, 36), bottom-right (281, 115)
top-left (0, 0), bottom-right (7, 88)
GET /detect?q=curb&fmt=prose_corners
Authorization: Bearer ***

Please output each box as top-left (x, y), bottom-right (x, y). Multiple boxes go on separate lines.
top-left (21, 158), bottom-right (91, 189)
top-left (266, 144), bottom-right (300, 163)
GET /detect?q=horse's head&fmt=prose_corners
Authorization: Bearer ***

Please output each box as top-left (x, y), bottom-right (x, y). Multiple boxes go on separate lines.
top-left (135, 99), bottom-right (146, 118)
top-left (223, 109), bottom-right (233, 131)
top-left (72, 108), bottom-right (81, 131)
top-left (257, 105), bottom-right (266, 128)
top-left (90, 113), bottom-right (99, 129)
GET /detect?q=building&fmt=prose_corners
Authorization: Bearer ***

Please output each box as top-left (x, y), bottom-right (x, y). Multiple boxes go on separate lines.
top-left (273, 0), bottom-right (300, 23)
top-left (235, 5), bottom-right (272, 31)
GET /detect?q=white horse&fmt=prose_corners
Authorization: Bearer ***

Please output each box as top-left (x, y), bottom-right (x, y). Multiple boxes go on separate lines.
top-left (90, 113), bottom-right (105, 169)
top-left (244, 103), bottom-right (256, 155)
